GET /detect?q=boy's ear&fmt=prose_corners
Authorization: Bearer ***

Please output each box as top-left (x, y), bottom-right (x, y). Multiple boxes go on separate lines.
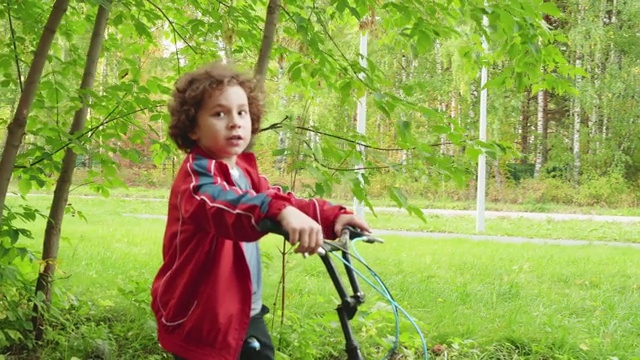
top-left (188, 126), bottom-right (199, 141)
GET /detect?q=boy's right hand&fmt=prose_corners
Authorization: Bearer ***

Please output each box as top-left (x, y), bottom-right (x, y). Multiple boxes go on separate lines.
top-left (276, 206), bottom-right (323, 255)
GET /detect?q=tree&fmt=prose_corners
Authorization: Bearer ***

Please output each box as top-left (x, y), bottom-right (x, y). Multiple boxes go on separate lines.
top-left (31, 0), bottom-right (112, 341)
top-left (0, 0), bottom-right (69, 225)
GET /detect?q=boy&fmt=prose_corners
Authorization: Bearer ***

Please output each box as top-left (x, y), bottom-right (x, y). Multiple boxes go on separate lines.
top-left (150, 62), bottom-right (371, 360)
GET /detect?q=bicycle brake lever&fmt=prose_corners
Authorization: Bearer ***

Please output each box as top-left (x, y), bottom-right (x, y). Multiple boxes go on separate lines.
top-left (341, 225), bottom-right (384, 244)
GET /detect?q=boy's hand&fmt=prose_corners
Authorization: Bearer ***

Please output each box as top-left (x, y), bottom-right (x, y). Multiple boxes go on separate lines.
top-left (277, 206), bottom-right (323, 254)
top-left (334, 214), bottom-right (371, 236)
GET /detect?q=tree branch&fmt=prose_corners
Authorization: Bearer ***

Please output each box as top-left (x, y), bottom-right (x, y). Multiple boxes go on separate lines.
top-left (15, 105), bottom-right (162, 169)
top-left (145, 0), bottom-right (198, 54)
top-left (173, 24), bottom-right (181, 75)
top-left (302, 139), bottom-right (403, 172)
top-left (297, 125), bottom-right (409, 151)
top-left (278, 6), bottom-right (356, 86)
top-left (70, 180), bottom-right (96, 193)
top-left (6, 0), bottom-right (23, 93)
top-left (259, 115), bottom-right (289, 132)
top-left (262, 119), bottom-right (410, 152)
top-left (315, 12), bottom-right (367, 86)
top-left (261, 114), bottom-right (451, 151)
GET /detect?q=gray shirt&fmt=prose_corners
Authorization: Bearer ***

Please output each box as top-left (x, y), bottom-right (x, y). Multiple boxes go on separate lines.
top-left (230, 167), bottom-right (263, 316)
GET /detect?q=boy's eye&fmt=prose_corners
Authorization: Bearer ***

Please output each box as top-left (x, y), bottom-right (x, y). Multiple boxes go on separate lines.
top-left (238, 110), bottom-right (248, 116)
top-left (212, 111), bottom-right (225, 118)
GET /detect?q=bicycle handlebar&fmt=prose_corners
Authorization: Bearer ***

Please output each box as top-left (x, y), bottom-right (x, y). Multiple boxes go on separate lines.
top-left (258, 220), bottom-right (383, 256)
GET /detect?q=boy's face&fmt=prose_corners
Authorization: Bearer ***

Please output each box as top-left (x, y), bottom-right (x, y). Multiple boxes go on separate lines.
top-left (190, 85), bottom-right (252, 166)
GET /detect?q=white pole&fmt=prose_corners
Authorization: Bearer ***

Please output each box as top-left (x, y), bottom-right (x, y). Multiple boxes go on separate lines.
top-left (476, 13), bottom-right (489, 232)
top-left (354, 26), bottom-right (368, 219)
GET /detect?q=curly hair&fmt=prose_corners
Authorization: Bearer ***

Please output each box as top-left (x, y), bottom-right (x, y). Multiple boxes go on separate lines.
top-left (167, 62), bottom-right (264, 152)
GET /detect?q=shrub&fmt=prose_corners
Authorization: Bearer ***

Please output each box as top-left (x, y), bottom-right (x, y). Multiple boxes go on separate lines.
top-left (575, 173), bottom-right (636, 207)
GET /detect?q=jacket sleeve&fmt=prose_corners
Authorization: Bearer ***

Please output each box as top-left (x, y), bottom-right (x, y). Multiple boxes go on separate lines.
top-left (181, 157), bottom-right (296, 242)
top-left (258, 176), bottom-right (352, 240)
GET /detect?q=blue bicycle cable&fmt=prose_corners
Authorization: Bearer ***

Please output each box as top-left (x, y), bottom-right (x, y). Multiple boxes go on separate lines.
top-left (325, 241), bottom-right (429, 360)
top-left (351, 238), bottom-right (400, 359)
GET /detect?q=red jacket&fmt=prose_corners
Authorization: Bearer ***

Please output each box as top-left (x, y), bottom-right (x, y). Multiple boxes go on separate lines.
top-left (151, 146), bottom-right (350, 360)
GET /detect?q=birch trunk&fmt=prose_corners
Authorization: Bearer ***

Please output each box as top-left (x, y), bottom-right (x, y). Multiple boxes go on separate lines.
top-left (601, 0), bottom-right (617, 144)
top-left (447, 91), bottom-right (457, 156)
top-left (519, 88), bottom-right (532, 163)
top-left (533, 90), bottom-right (548, 178)
top-left (275, 60), bottom-right (288, 174)
top-left (573, 53), bottom-right (582, 185)
top-left (572, 2), bottom-right (585, 185)
top-left (399, 54), bottom-right (408, 169)
top-left (435, 40), bottom-right (447, 155)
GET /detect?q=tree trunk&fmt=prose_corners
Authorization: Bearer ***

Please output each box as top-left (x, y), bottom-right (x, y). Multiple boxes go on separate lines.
top-left (610, 0), bottom-right (621, 70)
top-left (0, 0), bottom-right (69, 225)
top-left (601, 0), bottom-right (617, 146)
top-left (590, 59), bottom-right (602, 155)
top-left (446, 91), bottom-right (457, 156)
top-left (533, 90), bottom-right (548, 178)
top-left (435, 40), bottom-right (447, 156)
top-left (519, 87), bottom-right (532, 163)
top-left (399, 54), bottom-right (408, 169)
top-left (572, 1), bottom-right (585, 185)
top-left (572, 53), bottom-right (582, 185)
top-left (465, 82), bottom-right (478, 156)
top-left (32, 1), bottom-right (111, 341)
top-left (254, 0), bottom-right (281, 90)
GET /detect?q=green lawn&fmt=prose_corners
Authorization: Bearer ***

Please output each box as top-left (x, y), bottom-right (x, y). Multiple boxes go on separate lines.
top-left (5, 194), bottom-right (640, 359)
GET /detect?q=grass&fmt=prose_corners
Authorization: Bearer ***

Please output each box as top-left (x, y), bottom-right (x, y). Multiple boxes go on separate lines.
top-left (272, 238), bottom-right (640, 359)
top-left (4, 194), bottom-right (640, 359)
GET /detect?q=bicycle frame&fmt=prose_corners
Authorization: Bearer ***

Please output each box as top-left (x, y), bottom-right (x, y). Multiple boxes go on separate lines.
top-left (318, 229), bottom-right (368, 360)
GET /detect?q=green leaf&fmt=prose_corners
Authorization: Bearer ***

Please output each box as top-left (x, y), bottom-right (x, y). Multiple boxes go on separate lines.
top-left (17, 178), bottom-right (31, 196)
top-left (396, 120), bottom-right (412, 143)
top-left (351, 178), bottom-right (366, 202)
top-left (540, 2), bottom-right (562, 17)
top-left (407, 205), bottom-right (427, 223)
top-left (388, 187), bottom-right (408, 208)
top-left (1, 229), bottom-right (20, 245)
top-left (133, 20), bottom-right (153, 40)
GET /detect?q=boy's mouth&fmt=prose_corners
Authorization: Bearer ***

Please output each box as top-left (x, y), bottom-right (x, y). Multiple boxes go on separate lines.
top-left (227, 135), bottom-right (243, 140)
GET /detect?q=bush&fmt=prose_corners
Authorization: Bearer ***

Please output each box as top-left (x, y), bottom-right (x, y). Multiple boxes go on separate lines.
top-left (0, 265), bottom-right (34, 354)
top-left (575, 173), bottom-right (636, 207)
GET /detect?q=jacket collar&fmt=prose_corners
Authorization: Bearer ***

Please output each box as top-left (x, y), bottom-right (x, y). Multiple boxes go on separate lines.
top-left (190, 145), bottom-right (260, 183)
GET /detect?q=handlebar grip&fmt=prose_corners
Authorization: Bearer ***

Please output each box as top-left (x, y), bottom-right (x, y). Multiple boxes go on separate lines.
top-left (341, 225), bottom-right (384, 244)
top-left (258, 219), bottom-right (289, 240)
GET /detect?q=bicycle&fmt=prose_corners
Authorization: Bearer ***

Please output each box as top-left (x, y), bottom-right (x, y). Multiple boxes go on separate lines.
top-left (260, 220), bottom-right (429, 360)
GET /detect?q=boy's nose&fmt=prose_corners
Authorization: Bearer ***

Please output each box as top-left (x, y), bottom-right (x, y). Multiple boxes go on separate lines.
top-left (228, 115), bottom-right (242, 128)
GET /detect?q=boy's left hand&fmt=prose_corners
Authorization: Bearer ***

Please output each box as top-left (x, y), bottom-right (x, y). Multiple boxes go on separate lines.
top-left (334, 214), bottom-right (371, 237)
